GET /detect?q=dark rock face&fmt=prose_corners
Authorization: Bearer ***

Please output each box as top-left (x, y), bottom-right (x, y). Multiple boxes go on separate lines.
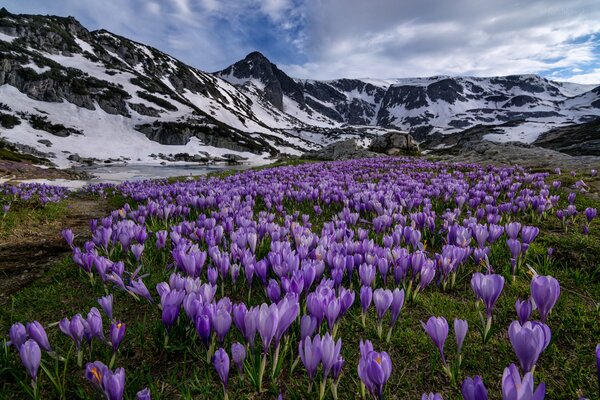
top-left (502, 95), bottom-right (540, 108)
top-left (427, 78), bottom-right (465, 104)
top-left (369, 131), bottom-right (420, 155)
top-left (136, 121), bottom-right (272, 155)
top-left (217, 51), bottom-right (305, 111)
top-left (533, 118), bottom-right (600, 156)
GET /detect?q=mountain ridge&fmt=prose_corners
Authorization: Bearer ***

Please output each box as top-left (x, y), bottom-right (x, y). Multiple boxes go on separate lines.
top-left (1, 8), bottom-right (600, 167)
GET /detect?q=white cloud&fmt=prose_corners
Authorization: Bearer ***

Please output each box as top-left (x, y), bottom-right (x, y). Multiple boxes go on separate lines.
top-left (145, 2), bottom-right (161, 15)
top-left (562, 69), bottom-right (600, 84)
top-left (3, 0), bottom-right (600, 83)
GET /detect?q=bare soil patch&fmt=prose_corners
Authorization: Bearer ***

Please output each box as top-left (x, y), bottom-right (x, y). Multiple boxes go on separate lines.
top-left (0, 197), bottom-right (110, 303)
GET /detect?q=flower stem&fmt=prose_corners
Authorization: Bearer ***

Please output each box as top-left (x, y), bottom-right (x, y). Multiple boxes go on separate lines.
top-left (258, 352), bottom-right (267, 393)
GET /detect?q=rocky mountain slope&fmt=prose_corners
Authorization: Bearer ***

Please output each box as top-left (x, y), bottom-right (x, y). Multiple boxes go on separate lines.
top-left (218, 52), bottom-right (600, 143)
top-left (1, 8), bottom-right (599, 168)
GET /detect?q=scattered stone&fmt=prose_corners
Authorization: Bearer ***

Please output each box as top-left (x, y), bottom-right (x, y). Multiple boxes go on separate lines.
top-left (37, 139), bottom-right (52, 147)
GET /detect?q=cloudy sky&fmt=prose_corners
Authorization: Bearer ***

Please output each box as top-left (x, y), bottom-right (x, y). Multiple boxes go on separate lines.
top-left (5, 0), bottom-right (600, 83)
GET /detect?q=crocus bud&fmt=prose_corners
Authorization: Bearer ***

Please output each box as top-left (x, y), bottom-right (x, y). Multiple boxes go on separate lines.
top-left (213, 348), bottom-right (230, 389)
top-left (19, 339), bottom-right (41, 381)
top-left (530, 275), bottom-right (560, 323)
top-left (102, 367), bottom-right (125, 400)
top-left (231, 342), bottom-right (246, 373)
top-left (136, 388), bottom-right (152, 400)
top-left (454, 319), bottom-right (468, 354)
top-left (9, 322), bottom-right (27, 349)
top-left (109, 321), bottom-right (126, 352)
top-left (26, 321), bottom-right (51, 352)
top-left (461, 376), bottom-right (488, 400)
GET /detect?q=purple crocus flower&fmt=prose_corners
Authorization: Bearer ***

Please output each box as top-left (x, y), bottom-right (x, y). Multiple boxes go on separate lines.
top-left (418, 261), bottom-right (436, 291)
top-left (26, 321), bottom-right (51, 352)
top-left (231, 342), bottom-right (246, 373)
top-left (585, 207), bottom-right (597, 223)
top-left (454, 319), bottom-right (468, 354)
top-left (85, 361), bottom-right (108, 389)
top-left (300, 315), bottom-right (318, 340)
top-left (59, 314), bottom-right (85, 349)
top-left (128, 278), bottom-right (154, 303)
top-left (213, 308), bottom-right (232, 345)
top-left (102, 367), bottom-right (126, 400)
top-left (267, 279), bottom-right (282, 302)
top-left (324, 298), bottom-right (341, 332)
top-left (299, 335), bottom-right (322, 386)
top-left (194, 312), bottom-right (212, 347)
top-left (320, 333), bottom-right (342, 379)
top-left (470, 273), bottom-right (504, 318)
top-left (98, 294), bottom-right (114, 321)
top-left (160, 289), bottom-right (185, 329)
top-left (358, 348), bottom-right (392, 399)
top-left (213, 347), bottom-right (230, 387)
top-left (506, 239), bottom-right (522, 271)
top-left (360, 286), bottom-right (373, 315)
top-left (505, 222), bottom-right (521, 240)
top-left (109, 321), bottom-right (126, 353)
top-left (461, 376), bottom-right (487, 400)
top-left (257, 303), bottom-right (279, 351)
top-left (508, 321), bottom-right (551, 373)
top-left (515, 298), bottom-right (532, 325)
top-left (61, 229), bottom-right (75, 248)
top-left (359, 263), bottom-right (376, 287)
top-left (136, 388), bottom-right (152, 400)
top-left (373, 288), bottom-right (393, 321)
top-left (501, 364), bottom-right (545, 400)
top-left (421, 394), bottom-right (443, 400)
top-left (421, 316), bottom-right (449, 366)
top-left (87, 308), bottom-right (105, 341)
top-left (131, 243), bottom-right (144, 261)
top-left (19, 339), bottom-right (41, 381)
top-left (520, 226), bottom-right (539, 246)
top-left (9, 322), bottom-right (27, 349)
top-left (390, 288), bottom-right (405, 328)
top-left (530, 275), bottom-right (560, 323)
top-left (596, 344), bottom-right (600, 391)
top-left (155, 230), bottom-right (167, 250)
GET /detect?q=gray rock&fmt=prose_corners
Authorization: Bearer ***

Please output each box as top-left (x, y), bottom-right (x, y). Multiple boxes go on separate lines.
top-left (369, 130), bottom-right (420, 155)
top-left (304, 139), bottom-right (380, 161)
top-left (533, 118), bottom-right (600, 156)
top-left (37, 139), bottom-right (52, 147)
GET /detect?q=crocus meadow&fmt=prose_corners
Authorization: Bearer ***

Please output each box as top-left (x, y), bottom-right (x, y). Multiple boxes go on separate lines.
top-left (3, 157), bottom-right (599, 399)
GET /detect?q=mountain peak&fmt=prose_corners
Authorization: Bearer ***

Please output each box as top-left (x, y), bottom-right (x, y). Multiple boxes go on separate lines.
top-left (217, 51), bottom-right (305, 111)
top-left (244, 51), bottom-right (270, 62)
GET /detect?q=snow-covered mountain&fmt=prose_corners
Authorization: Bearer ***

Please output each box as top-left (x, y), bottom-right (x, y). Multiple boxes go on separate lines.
top-left (1, 8), bottom-right (599, 167)
top-left (217, 52), bottom-right (600, 143)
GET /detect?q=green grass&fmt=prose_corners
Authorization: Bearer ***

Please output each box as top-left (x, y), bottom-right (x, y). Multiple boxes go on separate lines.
top-left (0, 201), bottom-right (67, 237)
top-left (0, 167), bottom-right (599, 399)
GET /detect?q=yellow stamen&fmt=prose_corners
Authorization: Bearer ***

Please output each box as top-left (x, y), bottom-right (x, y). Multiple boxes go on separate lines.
top-left (91, 367), bottom-right (102, 382)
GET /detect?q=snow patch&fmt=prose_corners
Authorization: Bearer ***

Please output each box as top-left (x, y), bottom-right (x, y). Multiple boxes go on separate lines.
top-left (0, 32), bottom-right (17, 43)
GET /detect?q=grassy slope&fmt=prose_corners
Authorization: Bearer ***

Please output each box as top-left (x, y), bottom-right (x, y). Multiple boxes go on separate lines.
top-left (0, 164), bottom-right (599, 400)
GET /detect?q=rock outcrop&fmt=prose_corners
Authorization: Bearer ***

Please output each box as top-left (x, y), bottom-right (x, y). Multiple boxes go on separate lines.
top-left (533, 118), bottom-right (600, 156)
top-left (369, 131), bottom-right (420, 155)
top-left (304, 139), bottom-right (379, 161)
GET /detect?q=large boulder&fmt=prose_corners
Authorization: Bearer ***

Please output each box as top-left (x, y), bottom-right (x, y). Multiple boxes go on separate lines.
top-left (304, 139), bottom-right (379, 161)
top-left (369, 130), bottom-right (420, 155)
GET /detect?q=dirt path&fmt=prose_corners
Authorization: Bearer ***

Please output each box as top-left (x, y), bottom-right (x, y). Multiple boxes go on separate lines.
top-left (0, 196), bottom-right (112, 303)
